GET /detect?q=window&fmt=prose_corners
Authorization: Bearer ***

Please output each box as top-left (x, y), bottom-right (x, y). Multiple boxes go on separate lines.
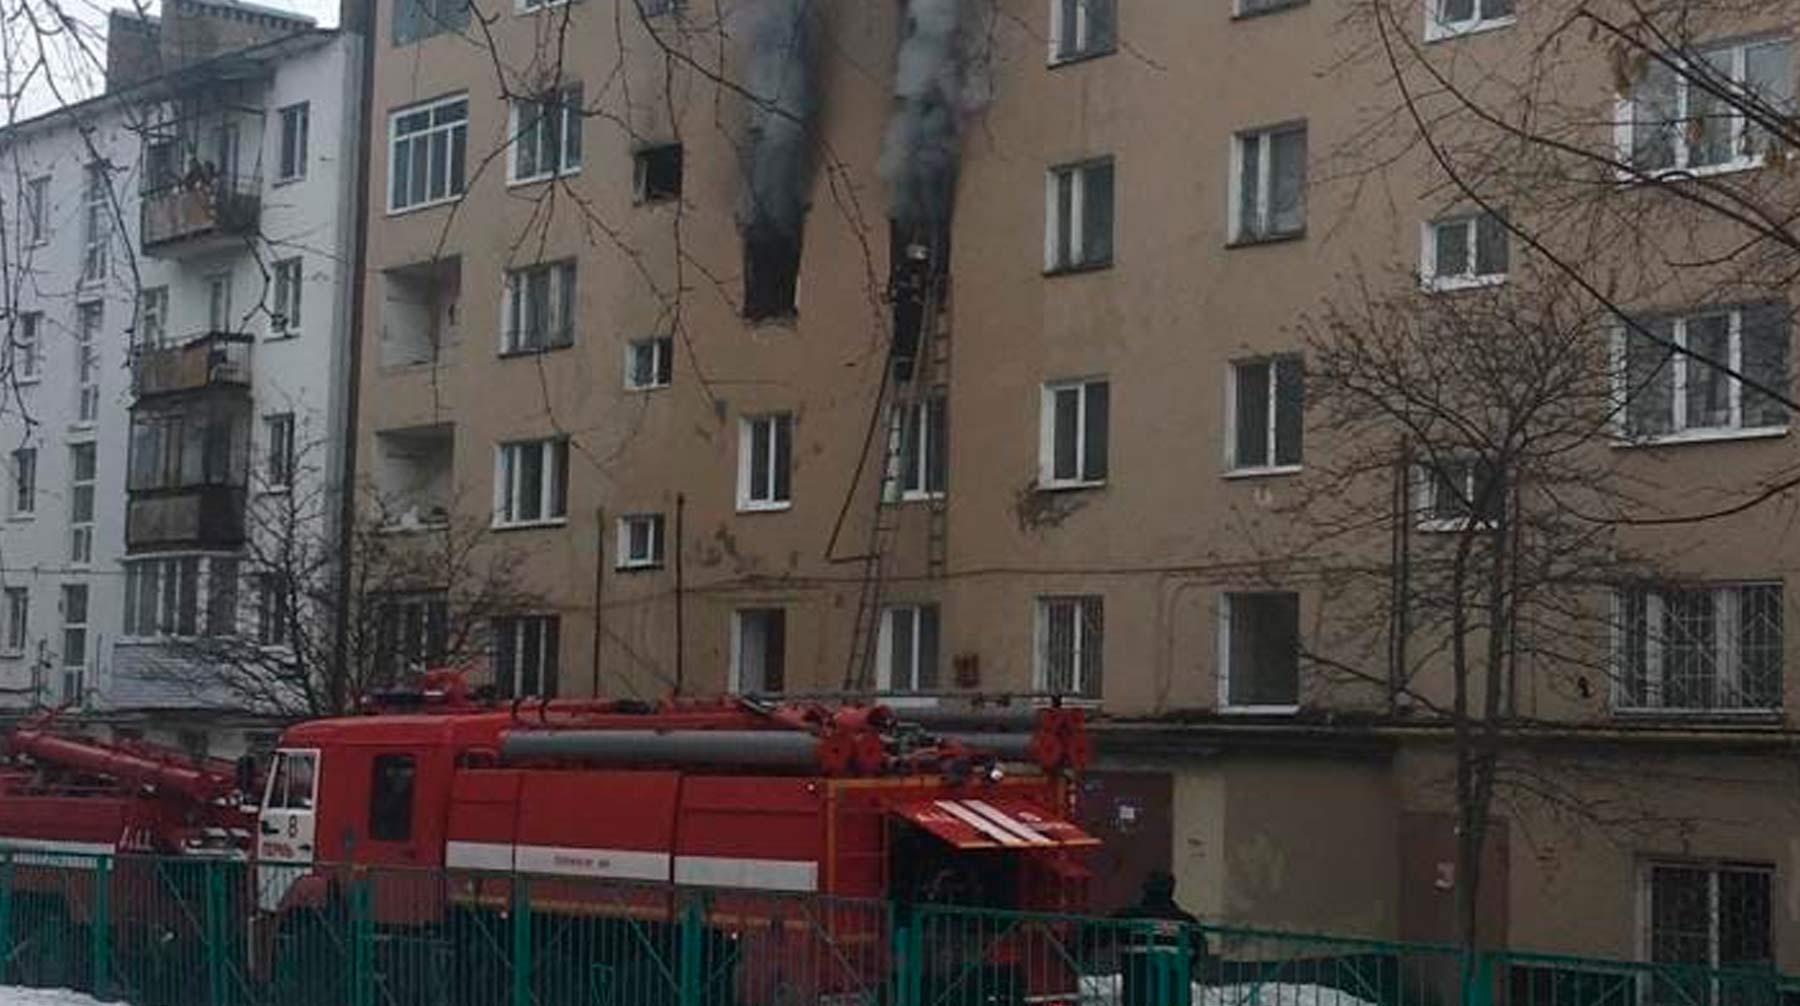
top-left (368, 754), bottom-right (417, 842)
top-left (127, 409), bottom-right (245, 492)
top-left (1048, 0), bottom-right (1114, 62)
top-left (137, 288), bottom-right (167, 347)
top-left (75, 303), bottom-right (100, 424)
top-left (1423, 212), bottom-right (1509, 289)
top-left (493, 615), bottom-right (559, 698)
top-left (1620, 304), bottom-right (1789, 441)
top-left (264, 413), bottom-right (295, 489)
top-left (878, 604), bottom-right (940, 693)
top-left (1040, 379), bottom-right (1109, 488)
top-left (80, 162), bottom-right (107, 284)
top-left (616, 513), bottom-right (665, 569)
top-left (634, 143), bottom-right (682, 202)
top-left (1427, 0), bottom-right (1512, 37)
top-left (1615, 584), bottom-right (1782, 713)
top-left (1645, 862), bottom-right (1772, 1002)
top-left (625, 336), bottom-right (673, 390)
top-left (502, 261), bottom-right (576, 353)
top-left (639, 0), bottom-right (680, 13)
top-left (11, 447), bottom-right (35, 516)
top-left (4, 588), bottom-right (28, 654)
top-left (1044, 159), bottom-right (1114, 272)
top-left (25, 175), bottom-right (48, 245)
top-left (206, 273), bottom-right (233, 331)
top-left (1237, 0), bottom-right (1303, 16)
top-left (1233, 124), bottom-right (1307, 243)
top-left (207, 557), bottom-right (237, 637)
top-left (1037, 595), bottom-right (1103, 699)
top-left (122, 555), bottom-right (212, 638)
top-left (1221, 591), bottom-right (1300, 710)
top-left (738, 414), bottom-right (793, 511)
top-left (733, 608), bottom-right (786, 693)
top-left (377, 593), bottom-right (447, 678)
top-left (1228, 356), bottom-right (1303, 472)
top-left (277, 102), bottom-right (310, 181)
top-left (271, 258), bottom-right (303, 336)
top-left (743, 229), bottom-right (802, 321)
top-left (68, 443), bottom-right (94, 565)
top-left (12, 312), bottom-right (41, 380)
top-left (494, 438), bottom-right (570, 526)
top-left (511, 86), bottom-right (582, 183)
top-left (255, 572), bottom-right (290, 646)
top-left (389, 95), bottom-right (469, 211)
top-left (392, 0), bottom-right (468, 45)
top-left (1416, 455), bottom-right (1503, 528)
top-left (265, 750), bottom-right (317, 810)
top-left (1624, 38), bottom-right (1794, 175)
top-left (60, 584), bottom-right (87, 703)
top-left (887, 393), bottom-right (947, 501)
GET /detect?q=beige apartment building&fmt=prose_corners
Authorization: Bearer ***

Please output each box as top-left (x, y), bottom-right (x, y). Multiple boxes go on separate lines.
top-left (352, 0), bottom-right (1800, 971)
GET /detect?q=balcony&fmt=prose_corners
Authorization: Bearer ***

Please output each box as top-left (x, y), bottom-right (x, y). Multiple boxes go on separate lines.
top-left (132, 332), bottom-right (252, 398)
top-left (140, 174), bottom-right (261, 258)
top-left (126, 485), bottom-right (246, 552)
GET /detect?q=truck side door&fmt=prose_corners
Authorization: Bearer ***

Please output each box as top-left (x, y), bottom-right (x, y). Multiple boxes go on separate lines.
top-left (256, 748), bottom-right (320, 911)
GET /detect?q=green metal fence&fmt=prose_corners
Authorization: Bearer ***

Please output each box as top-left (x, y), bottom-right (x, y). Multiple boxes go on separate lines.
top-left (0, 851), bottom-right (1792, 1006)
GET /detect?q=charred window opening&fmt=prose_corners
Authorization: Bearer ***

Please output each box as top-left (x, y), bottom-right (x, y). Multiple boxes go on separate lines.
top-left (744, 227), bottom-right (802, 322)
top-left (635, 144), bottom-right (683, 203)
top-left (888, 221), bottom-right (950, 383)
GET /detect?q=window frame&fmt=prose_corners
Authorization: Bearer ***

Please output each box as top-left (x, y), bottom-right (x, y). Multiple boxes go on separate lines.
top-left (1424, 0), bottom-right (1515, 41)
top-left (1611, 582), bottom-right (1784, 715)
top-left (492, 614), bottom-right (560, 698)
top-left (1047, 0), bottom-right (1116, 64)
top-left (1414, 455), bottom-right (1506, 532)
top-left (624, 335), bottom-right (674, 390)
top-left (256, 571), bottom-right (292, 647)
top-left (507, 85), bottom-right (583, 185)
top-left (738, 413), bottom-right (794, 512)
top-left (1420, 212), bottom-right (1510, 290)
top-left (367, 753), bottom-right (417, 843)
top-left (616, 512), bottom-right (666, 570)
top-left (60, 583), bottom-right (87, 702)
top-left (387, 94), bottom-right (470, 214)
top-left (493, 437), bottom-right (571, 528)
top-left (1230, 122), bottom-right (1308, 245)
top-left (10, 447), bottom-right (36, 517)
top-left (730, 606), bottom-right (787, 694)
top-left (13, 311), bottom-right (41, 382)
top-left (500, 260), bottom-right (577, 355)
top-left (886, 391), bottom-right (948, 502)
top-left (25, 175), bottom-right (49, 246)
top-left (79, 162), bottom-right (108, 286)
top-left (633, 143), bottom-right (683, 203)
top-left (1035, 594), bottom-right (1104, 700)
top-left (270, 258), bottom-right (303, 337)
top-left (68, 441), bottom-right (95, 566)
top-left (1038, 378), bottom-right (1109, 490)
top-left (1225, 355), bottom-right (1305, 475)
top-left (264, 412), bottom-right (296, 491)
top-left (1613, 306), bottom-right (1792, 445)
top-left (122, 554), bottom-right (233, 640)
top-left (1043, 157), bottom-right (1116, 274)
top-left (2, 587), bottom-right (27, 655)
top-left (877, 603), bottom-right (941, 697)
top-left (74, 302), bottom-right (101, 426)
top-left (1617, 36), bottom-right (1795, 179)
top-left (1218, 590), bottom-right (1303, 714)
top-left (1640, 860), bottom-right (1774, 985)
top-left (276, 102), bottom-right (310, 182)
top-left (137, 289), bottom-right (167, 349)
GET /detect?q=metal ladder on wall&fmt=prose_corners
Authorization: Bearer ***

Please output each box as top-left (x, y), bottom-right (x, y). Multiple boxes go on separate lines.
top-left (842, 248), bottom-right (949, 691)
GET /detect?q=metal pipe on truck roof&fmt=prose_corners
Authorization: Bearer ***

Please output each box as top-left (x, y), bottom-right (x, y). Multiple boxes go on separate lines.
top-left (500, 729), bottom-right (821, 768)
top-left (901, 707), bottom-right (1041, 733)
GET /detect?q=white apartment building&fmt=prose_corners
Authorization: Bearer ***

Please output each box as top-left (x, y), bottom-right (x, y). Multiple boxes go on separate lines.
top-left (0, 7), bottom-right (362, 757)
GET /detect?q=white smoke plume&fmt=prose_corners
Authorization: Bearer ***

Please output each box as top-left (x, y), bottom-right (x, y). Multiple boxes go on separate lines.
top-left (741, 0), bottom-right (818, 240)
top-left (879, 0), bottom-right (992, 227)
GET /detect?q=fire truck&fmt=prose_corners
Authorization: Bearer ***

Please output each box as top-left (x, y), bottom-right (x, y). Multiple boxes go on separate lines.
top-left (0, 683), bottom-right (1099, 1006)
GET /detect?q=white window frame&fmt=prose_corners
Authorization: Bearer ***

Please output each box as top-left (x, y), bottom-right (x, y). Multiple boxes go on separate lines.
top-left (1043, 158), bottom-right (1115, 272)
top-left (507, 85), bottom-right (583, 184)
top-left (271, 258), bottom-right (303, 337)
top-left (1420, 212), bottom-right (1510, 290)
top-left (79, 163), bottom-right (107, 286)
top-left (1225, 355), bottom-right (1304, 475)
top-left (60, 583), bottom-right (87, 702)
top-left (493, 438), bottom-right (570, 528)
top-left (1616, 37), bottom-right (1796, 179)
top-left (264, 412), bottom-right (295, 491)
top-left (492, 614), bottom-right (559, 698)
top-left (137, 288), bottom-right (167, 348)
top-left (886, 393), bottom-right (947, 502)
top-left (1230, 123), bottom-right (1308, 244)
top-left (624, 336), bottom-right (673, 390)
top-left (730, 607), bottom-right (786, 694)
top-left (2, 587), bottom-right (27, 655)
top-left (1034, 595), bottom-right (1103, 700)
top-left (1414, 455), bottom-right (1503, 532)
top-left (25, 175), bottom-right (49, 246)
top-left (276, 101), bottom-right (310, 182)
top-left (1612, 307), bottom-right (1790, 444)
top-left (1218, 591), bottom-right (1303, 714)
top-left (388, 94), bottom-right (469, 214)
top-left (12, 312), bottom-right (41, 381)
top-left (256, 572), bottom-right (292, 648)
top-left (1611, 583), bottom-right (1783, 715)
top-left (738, 414), bottom-right (793, 512)
top-left (1038, 378), bottom-right (1108, 490)
top-left (1047, 0), bottom-right (1115, 64)
top-left (616, 512), bottom-right (665, 569)
top-left (10, 447), bottom-right (35, 517)
top-left (206, 272), bottom-right (233, 331)
top-left (1425, 0), bottom-right (1514, 41)
top-left (501, 261), bottom-right (576, 354)
top-left (876, 603), bottom-right (940, 700)
top-left (74, 303), bottom-right (100, 426)
top-left (68, 441), bottom-right (94, 566)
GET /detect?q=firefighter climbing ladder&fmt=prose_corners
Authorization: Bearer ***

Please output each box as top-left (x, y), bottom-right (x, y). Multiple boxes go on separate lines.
top-left (843, 237), bottom-right (951, 691)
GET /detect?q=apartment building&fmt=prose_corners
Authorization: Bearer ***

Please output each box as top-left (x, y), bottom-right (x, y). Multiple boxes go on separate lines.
top-left (0, 2), bottom-right (363, 756)
top-left (356, 0), bottom-right (1800, 968)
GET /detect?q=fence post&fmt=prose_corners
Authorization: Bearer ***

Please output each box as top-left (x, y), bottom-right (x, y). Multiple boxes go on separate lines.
top-left (891, 905), bottom-right (917, 1006)
top-left (1462, 951), bottom-right (1496, 1006)
top-left (510, 877), bottom-right (531, 1006)
top-left (350, 873), bottom-right (375, 1006)
top-left (0, 852), bottom-right (12, 985)
top-left (204, 859), bottom-right (228, 1006)
top-left (678, 894), bottom-right (703, 1006)
top-left (89, 854), bottom-right (111, 998)
top-left (1171, 922), bottom-right (1193, 1006)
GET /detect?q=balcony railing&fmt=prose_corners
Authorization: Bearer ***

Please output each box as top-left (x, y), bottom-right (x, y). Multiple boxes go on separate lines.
top-left (125, 484), bottom-right (246, 552)
top-left (139, 172), bottom-right (260, 256)
top-left (131, 331), bottom-right (252, 398)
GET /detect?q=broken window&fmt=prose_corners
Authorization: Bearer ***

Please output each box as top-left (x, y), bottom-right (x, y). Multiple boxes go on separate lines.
top-left (1223, 591), bottom-right (1300, 709)
top-left (734, 608), bottom-right (786, 693)
top-left (743, 227), bottom-right (802, 321)
top-left (634, 143), bottom-right (683, 203)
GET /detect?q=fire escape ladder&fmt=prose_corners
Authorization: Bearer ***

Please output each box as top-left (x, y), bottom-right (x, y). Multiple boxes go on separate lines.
top-left (925, 287), bottom-right (951, 578)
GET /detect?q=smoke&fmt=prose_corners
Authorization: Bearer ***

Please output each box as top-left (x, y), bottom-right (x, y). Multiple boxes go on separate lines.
top-left (879, 0), bottom-right (990, 227)
top-left (741, 0), bottom-right (818, 241)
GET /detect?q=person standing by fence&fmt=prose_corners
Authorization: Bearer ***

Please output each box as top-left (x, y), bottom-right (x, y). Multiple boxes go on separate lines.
top-left (1112, 871), bottom-right (1207, 1006)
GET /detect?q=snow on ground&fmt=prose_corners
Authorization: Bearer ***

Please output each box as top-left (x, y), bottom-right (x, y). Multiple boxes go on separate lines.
top-left (1080, 975), bottom-right (1383, 1006)
top-left (0, 989), bottom-right (112, 1006)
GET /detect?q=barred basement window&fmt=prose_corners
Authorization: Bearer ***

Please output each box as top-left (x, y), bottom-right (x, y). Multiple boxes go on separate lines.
top-left (1037, 595), bottom-right (1102, 699)
top-left (1614, 584), bottom-right (1782, 713)
top-left (1645, 861), bottom-right (1772, 1005)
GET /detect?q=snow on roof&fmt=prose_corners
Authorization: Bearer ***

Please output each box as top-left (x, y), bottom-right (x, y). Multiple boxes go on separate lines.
top-left (1, 987), bottom-right (116, 1006)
